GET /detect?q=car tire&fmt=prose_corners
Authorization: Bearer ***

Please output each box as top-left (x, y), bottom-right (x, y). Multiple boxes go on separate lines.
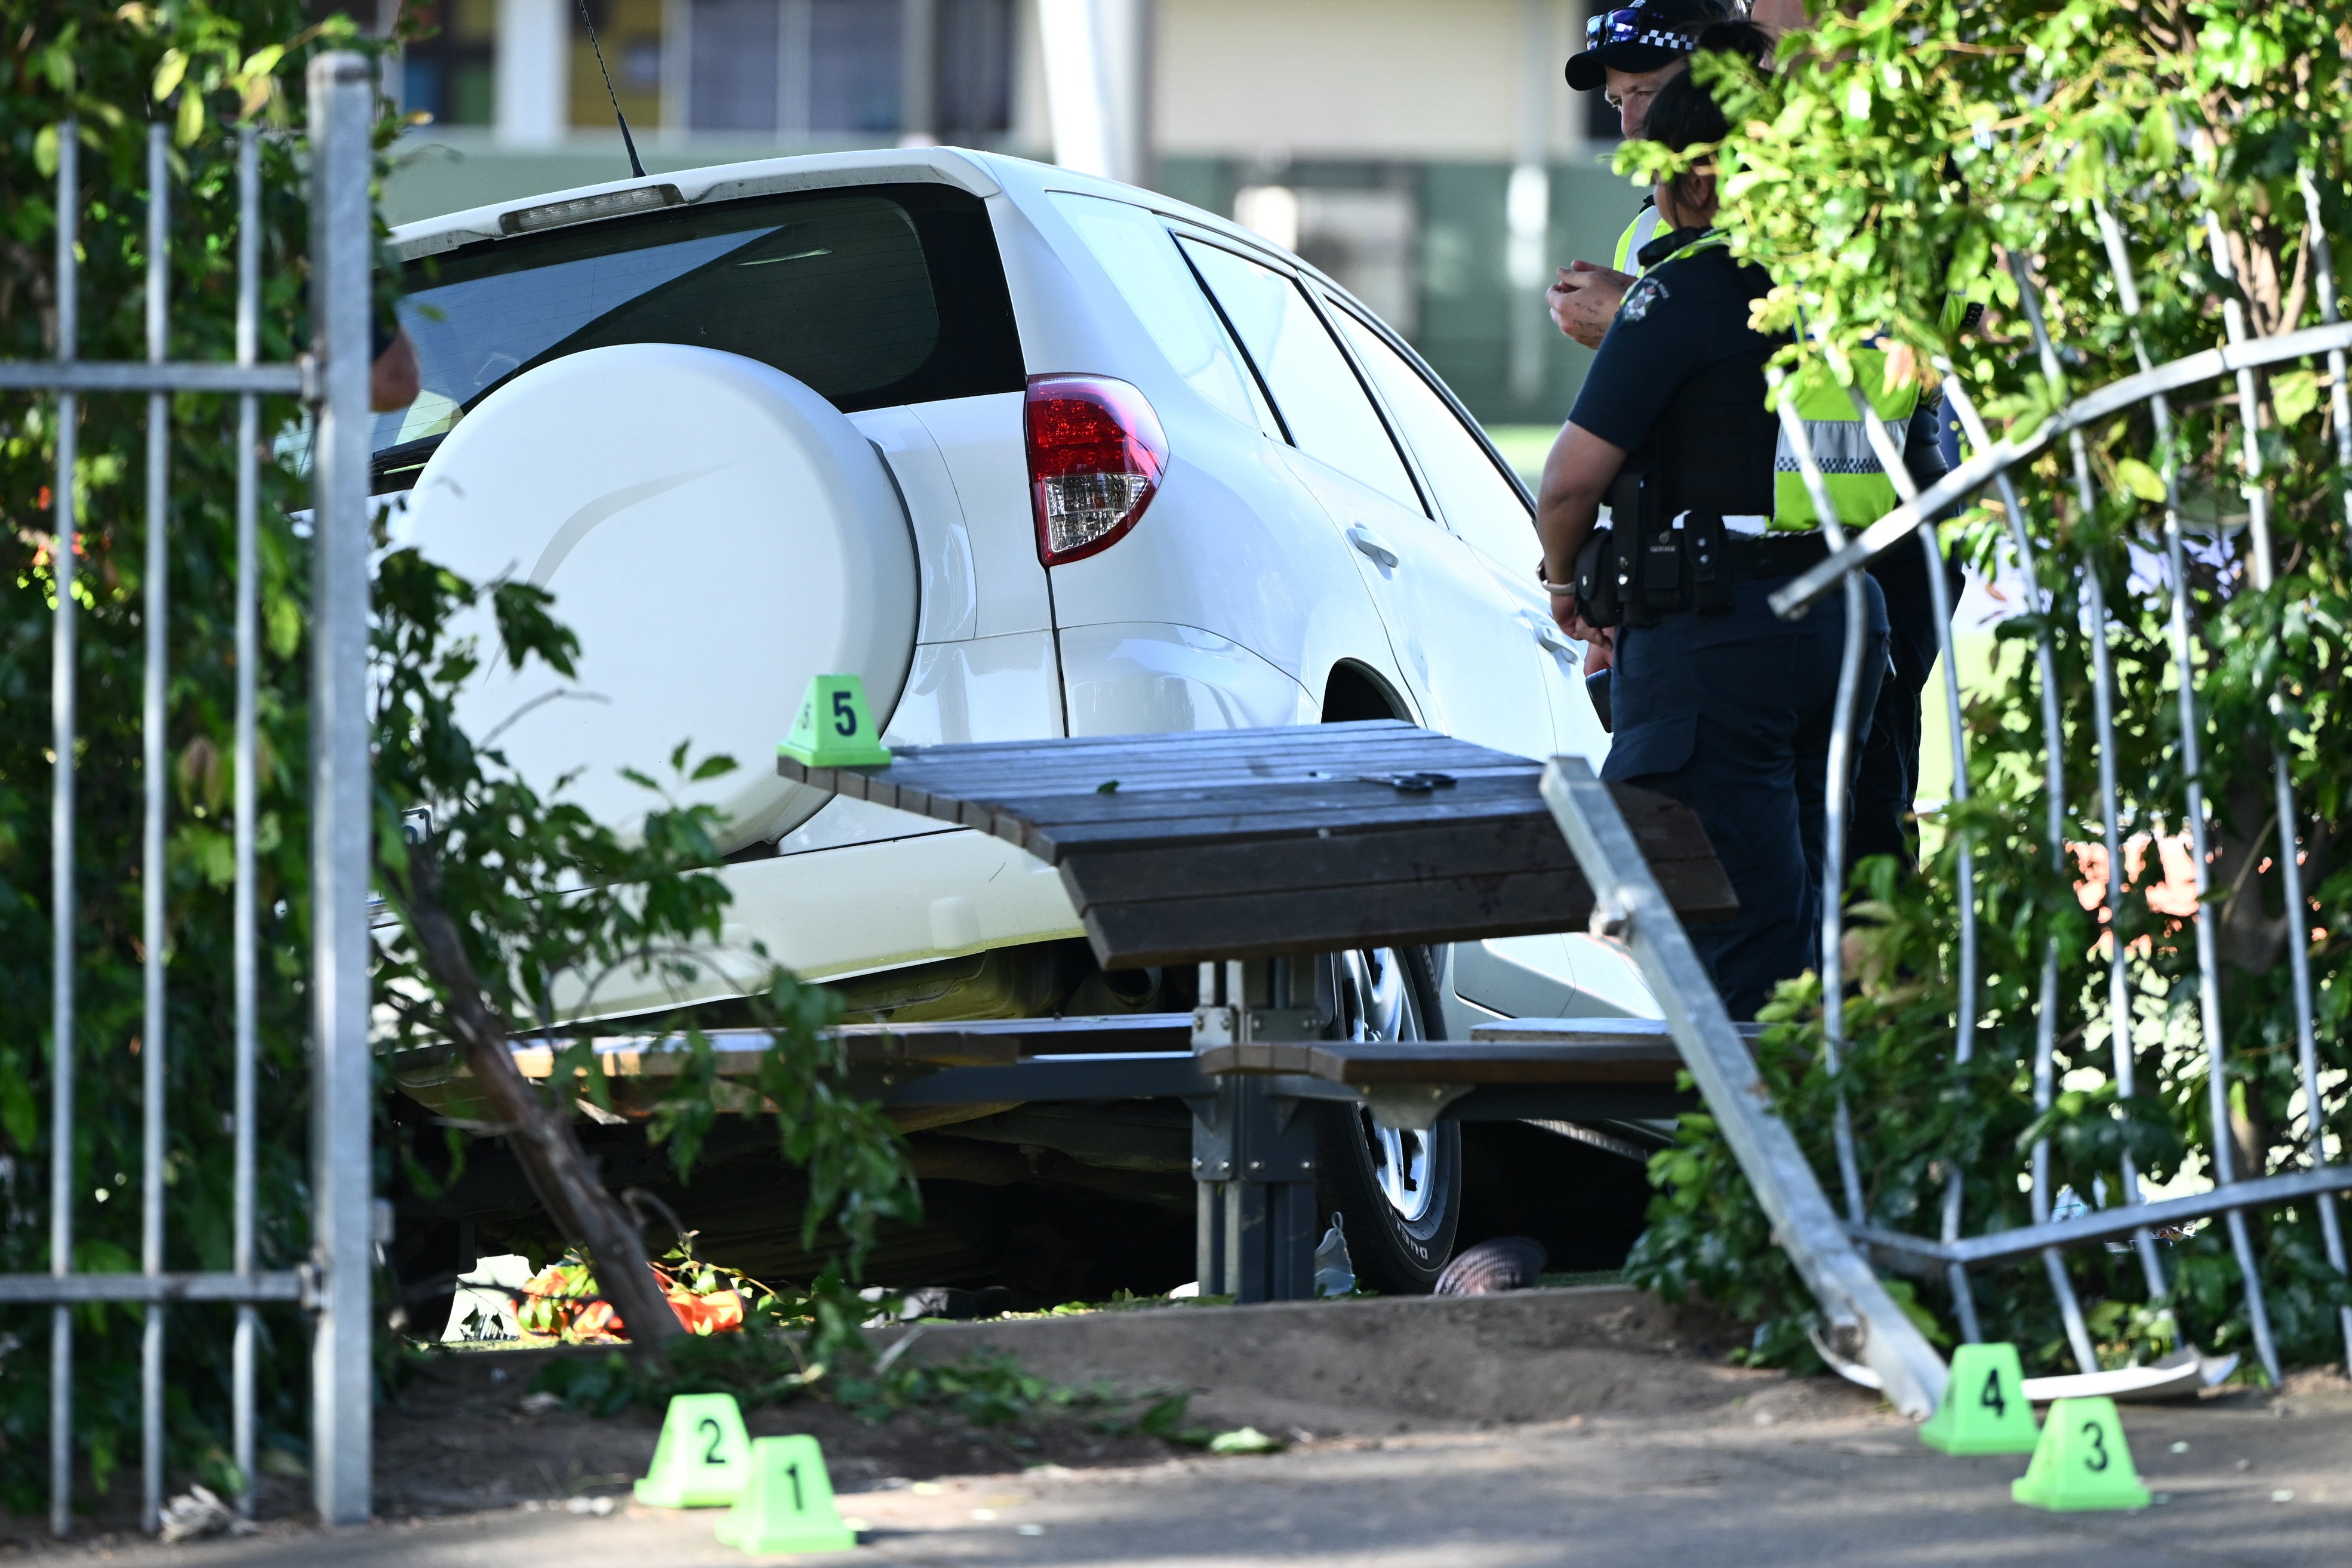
top-left (1314, 944), bottom-right (1461, 1293)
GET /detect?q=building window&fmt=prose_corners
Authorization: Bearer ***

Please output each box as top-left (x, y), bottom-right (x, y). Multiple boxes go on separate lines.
top-left (572, 0), bottom-right (666, 130)
top-left (684, 0), bottom-right (1009, 137)
top-left (934, 0), bottom-right (1013, 140)
top-left (689, 0), bottom-right (783, 130)
top-left (1233, 178), bottom-right (1419, 338)
top-left (809, 0), bottom-right (903, 133)
top-left (400, 0), bottom-right (499, 126)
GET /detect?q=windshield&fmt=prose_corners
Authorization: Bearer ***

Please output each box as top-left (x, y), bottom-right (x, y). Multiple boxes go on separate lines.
top-left (374, 182), bottom-right (1023, 489)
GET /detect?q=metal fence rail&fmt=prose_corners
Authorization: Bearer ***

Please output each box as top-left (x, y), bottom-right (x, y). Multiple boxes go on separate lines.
top-left (4, 54), bottom-right (376, 1534)
top-left (1542, 761), bottom-right (1949, 1418)
top-left (1547, 189), bottom-right (2352, 1412)
top-left (1758, 198), bottom-right (2352, 1389)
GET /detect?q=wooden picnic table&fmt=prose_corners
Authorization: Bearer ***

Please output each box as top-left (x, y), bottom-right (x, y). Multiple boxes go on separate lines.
top-left (778, 719), bottom-right (1734, 966)
top-left (770, 720), bottom-right (1735, 1301)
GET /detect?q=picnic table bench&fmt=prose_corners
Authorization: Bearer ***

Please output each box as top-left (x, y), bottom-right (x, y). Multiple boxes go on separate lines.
top-left (769, 719), bottom-right (1735, 1301)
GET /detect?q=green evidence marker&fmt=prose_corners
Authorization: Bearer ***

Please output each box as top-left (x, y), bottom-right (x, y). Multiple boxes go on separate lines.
top-left (1918, 1343), bottom-right (2040, 1455)
top-left (2012, 1396), bottom-right (2152, 1511)
top-left (716, 1434), bottom-right (860, 1555)
top-left (780, 673), bottom-right (893, 769)
top-left (635, 1393), bottom-right (753, 1508)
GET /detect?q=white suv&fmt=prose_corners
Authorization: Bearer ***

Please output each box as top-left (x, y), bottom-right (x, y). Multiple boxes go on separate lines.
top-left (383, 147), bottom-right (1652, 1294)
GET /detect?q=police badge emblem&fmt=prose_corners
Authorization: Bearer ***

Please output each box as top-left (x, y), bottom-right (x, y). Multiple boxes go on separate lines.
top-left (1620, 275), bottom-right (1668, 323)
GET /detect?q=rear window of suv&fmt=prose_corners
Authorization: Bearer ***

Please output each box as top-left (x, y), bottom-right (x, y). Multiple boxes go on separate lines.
top-left (374, 182), bottom-right (1023, 490)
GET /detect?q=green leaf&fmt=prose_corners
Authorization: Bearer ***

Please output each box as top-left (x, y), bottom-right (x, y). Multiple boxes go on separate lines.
top-left (0, 1052), bottom-right (36, 1151)
top-left (2114, 457), bottom-right (2168, 502)
top-left (153, 47), bottom-right (189, 101)
top-left (2270, 369), bottom-right (2320, 428)
top-left (267, 594), bottom-right (302, 659)
top-left (176, 87), bottom-right (206, 147)
top-left (1208, 1426), bottom-right (1285, 1455)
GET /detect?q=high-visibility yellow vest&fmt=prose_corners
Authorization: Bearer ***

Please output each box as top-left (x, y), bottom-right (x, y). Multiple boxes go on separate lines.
top-left (1613, 201), bottom-right (1663, 275)
top-left (1940, 268), bottom-right (1994, 337)
top-left (1617, 224), bottom-right (1923, 532)
top-left (1771, 355), bottom-right (1919, 528)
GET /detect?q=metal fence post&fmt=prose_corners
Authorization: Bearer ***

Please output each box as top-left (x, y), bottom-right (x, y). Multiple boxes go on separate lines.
top-left (232, 122), bottom-right (263, 1520)
top-left (307, 50), bottom-right (377, 1529)
top-left (138, 118), bottom-right (172, 1541)
top-left (1541, 759), bottom-right (1948, 1418)
top-left (48, 115), bottom-right (81, 1546)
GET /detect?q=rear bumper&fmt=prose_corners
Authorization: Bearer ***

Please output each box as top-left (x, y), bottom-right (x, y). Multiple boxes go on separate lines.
top-left (565, 827), bottom-right (1085, 1019)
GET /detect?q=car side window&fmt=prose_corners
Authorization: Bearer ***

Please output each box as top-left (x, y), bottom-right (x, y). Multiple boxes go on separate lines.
top-left (1176, 238), bottom-right (1424, 515)
top-left (1329, 306), bottom-right (1538, 574)
top-left (1049, 193), bottom-right (1270, 433)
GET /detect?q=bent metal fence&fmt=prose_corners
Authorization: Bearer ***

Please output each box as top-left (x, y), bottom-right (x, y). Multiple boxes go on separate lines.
top-left (1547, 183), bottom-right (2352, 1415)
top-left (0, 56), bottom-right (376, 1533)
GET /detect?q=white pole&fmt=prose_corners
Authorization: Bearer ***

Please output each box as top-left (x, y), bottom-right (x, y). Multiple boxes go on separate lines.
top-left (496, 0), bottom-right (571, 147)
top-left (1507, 0), bottom-right (1554, 403)
top-left (1038, 0), bottom-right (1150, 184)
top-left (307, 51), bottom-right (378, 1529)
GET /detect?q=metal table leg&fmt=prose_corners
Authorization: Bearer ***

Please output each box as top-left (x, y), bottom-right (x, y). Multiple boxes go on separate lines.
top-left (1190, 958), bottom-right (1321, 1302)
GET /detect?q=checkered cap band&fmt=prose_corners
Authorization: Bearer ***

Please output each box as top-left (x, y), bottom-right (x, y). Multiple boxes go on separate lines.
top-left (1584, 7), bottom-right (1702, 52)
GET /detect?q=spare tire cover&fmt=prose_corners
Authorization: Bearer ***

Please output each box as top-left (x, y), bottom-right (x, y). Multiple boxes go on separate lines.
top-left (398, 343), bottom-right (917, 854)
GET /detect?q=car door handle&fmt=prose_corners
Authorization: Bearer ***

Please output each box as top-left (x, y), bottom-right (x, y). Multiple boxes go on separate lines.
top-left (1347, 525), bottom-right (1400, 568)
top-left (1525, 612), bottom-right (1577, 658)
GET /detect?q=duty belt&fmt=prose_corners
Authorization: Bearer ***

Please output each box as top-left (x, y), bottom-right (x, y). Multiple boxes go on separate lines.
top-left (1574, 506), bottom-right (1832, 630)
top-left (1722, 528), bottom-right (1830, 579)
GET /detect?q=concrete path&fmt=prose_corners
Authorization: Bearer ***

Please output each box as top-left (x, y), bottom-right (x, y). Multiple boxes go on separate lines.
top-left (50, 1387), bottom-right (2352, 1567)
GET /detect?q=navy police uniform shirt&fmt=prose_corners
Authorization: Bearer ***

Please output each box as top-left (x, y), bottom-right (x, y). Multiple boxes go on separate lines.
top-left (1566, 230), bottom-right (1782, 519)
top-left (1568, 226), bottom-right (1894, 1019)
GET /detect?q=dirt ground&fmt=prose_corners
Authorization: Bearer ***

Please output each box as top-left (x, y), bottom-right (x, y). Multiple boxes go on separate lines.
top-left (7, 1286), bottom-right (2350, 1565)
top-left (356, 1284), bottom-right (1769, 1517)
top-left (368, 1345), bottom-right (1179, 1518)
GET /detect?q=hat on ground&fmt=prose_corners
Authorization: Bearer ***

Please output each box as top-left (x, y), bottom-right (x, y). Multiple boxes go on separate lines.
top-left (1565, 0), bottom-right (1729, 91)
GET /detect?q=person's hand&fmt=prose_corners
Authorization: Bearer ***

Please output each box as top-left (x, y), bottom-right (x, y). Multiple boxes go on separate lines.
top-left (1546, 261), bottom-right (1633, 350)
top-left (1563, 608), bottom-right (1613, 675)
top-left (1548, 591), bottom-right (1614, 672)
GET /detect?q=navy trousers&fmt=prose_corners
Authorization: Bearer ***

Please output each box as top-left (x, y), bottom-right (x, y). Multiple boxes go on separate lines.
top-left (1600, 571), bottom-right (1889, 1020)
top-left (1852, 533), bottom-right (1959, 873)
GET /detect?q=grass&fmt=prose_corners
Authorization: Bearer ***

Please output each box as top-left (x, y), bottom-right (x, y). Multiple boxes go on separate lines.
top-left (1481, 424), bottom-right (1561, 489)
top-left (1537, 1270), bottom-right (1628, 1289)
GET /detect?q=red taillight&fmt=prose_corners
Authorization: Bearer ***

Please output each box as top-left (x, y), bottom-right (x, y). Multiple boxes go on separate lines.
top-left (1025, 374), bottom-right (1169, 566)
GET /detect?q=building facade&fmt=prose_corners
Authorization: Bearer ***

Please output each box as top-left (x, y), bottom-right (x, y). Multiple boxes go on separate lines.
top-left (384, 0), bottom-right (1643, 426)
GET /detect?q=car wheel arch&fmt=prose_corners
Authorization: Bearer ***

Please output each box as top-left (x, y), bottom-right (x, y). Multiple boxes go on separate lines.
top-left (1320, 659), bottom-right (1413, 725)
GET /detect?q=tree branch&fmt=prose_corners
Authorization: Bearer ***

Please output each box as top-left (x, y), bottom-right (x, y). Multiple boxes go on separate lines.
top-left (394, 839), bottom-right (684, 1356)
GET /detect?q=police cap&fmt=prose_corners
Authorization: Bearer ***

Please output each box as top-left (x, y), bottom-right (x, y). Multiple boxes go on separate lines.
top-left (1565, 0), bottom-right (1732, 92)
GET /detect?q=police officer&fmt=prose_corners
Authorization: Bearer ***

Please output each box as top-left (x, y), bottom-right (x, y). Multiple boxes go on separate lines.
top-left (1535, 61), bottom-right (1888, 1019)
top-left (1769, 327), bottom-right (1964, 880)
top-left (1558, 7), bottom-right (1958, 871)
top-left (1550, 14), bottom-right (1770, 732)
top-left (1548, 0), bottom-right (1733, 350)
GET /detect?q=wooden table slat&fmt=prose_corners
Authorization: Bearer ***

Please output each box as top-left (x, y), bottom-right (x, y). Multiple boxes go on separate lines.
top-left (1030, 781), bottom-right (1720, 867)
top-left (1196, 1037), bottom-right (1685, 1086)
top-left (775, 723), bottom-right (1735, 966)
top-left (1017, 796), bottom-right (1576, 858)
top-left (1078, 858), bottom-right (1735, 966)
top-left (779, 720), bottom-right (1426, 783)
top-left (868, 719), bottom-right (1417, 760)
top-left (851, 722), bottom-right (1491, 772)
top-left (993, 769), bottom-right (1539, 822)
top-left (821, 742), bottom-right (1529, 804)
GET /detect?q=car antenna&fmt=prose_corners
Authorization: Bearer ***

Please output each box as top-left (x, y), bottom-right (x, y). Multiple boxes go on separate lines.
top-left (575, 0), bottom-right (648, 180)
